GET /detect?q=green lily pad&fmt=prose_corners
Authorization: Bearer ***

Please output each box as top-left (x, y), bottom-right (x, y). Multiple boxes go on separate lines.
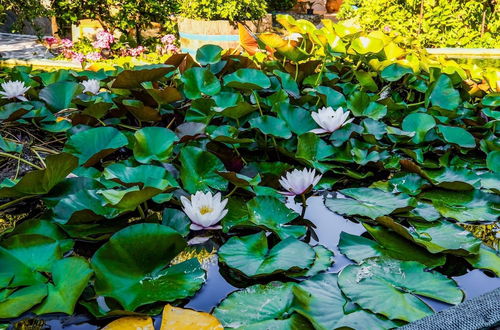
top-left (196, 44), bottom-right (223, 65)
top-left (249, 115), bottom-right (292, 139)
top-left (91, 223), bottom-right (205, 311)
top-left (402, 113), bottom-right (436, 144)
top-left (122, 99), bottom-right (161, 122)
top-left (218, 232), bottom-right (315, 277)
top-left (486, 151), bottom-right (500, 173)
top-left (213, 282), bottom-right (310, 329)
top-left (464, 243), bottom-right (500, 276)
top-left (296, 133), bottom-right (335, 172)
top-left (421, 189), bottom-right (499, 223)
top-left (39, 81), bottom-right (80, 111)
top-left (0, 136), bottom-right (22, 153)
top-left (338, 258), bottom-right (464, 322)
top-left (34, 257), bottom-right (93, 315)
top-left (103, 163), bottom-right (178, 189)
top-left (161, 208), bottom-right (190, 237)
top-left (179, 146), bottom-right (227, 193)
top-left (287, 245), bottom-right (335, 277)
top-left (181, 67), bottom-right (221, 99)
top-left (429, 74), bottom-right (460, 110)
top-left (424, 167), bottom-right (480, 191)
top-left (381, 64), bottom-right (413, 82)
top-left (292, 273), bottom-right (400, 330)
top-left (375, 216), bottom-right (481, 256)
top-left (325, 188), bottom-right (413, 219)
top-left (276, 103), bottom-right (317, 135)
top-left (133, 127), bottom-right (178, 164)
top-left (64, 127), bottom-right (128, 166)
top-left (247, 196), bottom-right (306, 239)
top-left (437, 125), bottom-right (475, 148)
top-left (0, 285), bottom-right (47, 318)
top-left (0, 153), bottom-right (78, 198)
top-left (338, 225), bottom-right (446, 268)
top-left (223, 69), bottom-right (271, 89)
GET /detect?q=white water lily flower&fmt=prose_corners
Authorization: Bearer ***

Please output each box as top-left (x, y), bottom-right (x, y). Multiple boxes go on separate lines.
top-left (181, 191), bottom-right (228, 230)
top-left (81, 79), bottom-right (101, 95)
top-left (0, 81), bottom-right (30, 101)
top-left (279, 168), bottom-right (322, 196)
top-left (310, 106), bottom-right (353, 134)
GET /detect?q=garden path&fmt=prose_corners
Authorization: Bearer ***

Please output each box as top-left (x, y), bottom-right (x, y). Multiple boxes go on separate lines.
top-left (0, 33), bottom-right (53, 60)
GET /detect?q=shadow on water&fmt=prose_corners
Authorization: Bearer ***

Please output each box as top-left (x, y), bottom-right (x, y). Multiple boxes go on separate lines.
top-left (7, 196), bottom-right (500, 328)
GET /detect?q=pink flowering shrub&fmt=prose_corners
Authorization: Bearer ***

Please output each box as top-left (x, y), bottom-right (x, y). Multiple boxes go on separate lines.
top-left (44, 32), bottom-right (179, 63)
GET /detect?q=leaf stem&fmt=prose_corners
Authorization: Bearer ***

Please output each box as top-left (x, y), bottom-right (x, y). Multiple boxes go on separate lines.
top-left (0, 195), bottom-right (35, 211)
top-left (137, 204), bottom-right (146, 219)
top-left (0, 152), bottom-right (43, 170)
top-left (226, 186), bottom-right (238, 197)
top-left (300, 194), bottom-right (307, 219)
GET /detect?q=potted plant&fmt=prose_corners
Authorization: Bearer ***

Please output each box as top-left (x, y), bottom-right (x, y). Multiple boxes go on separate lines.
top-left (177, 0), bottom-right (272, 54)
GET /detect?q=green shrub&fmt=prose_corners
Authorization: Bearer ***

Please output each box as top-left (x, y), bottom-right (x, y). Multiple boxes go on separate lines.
top-left (178, 0), bottom-right (268, 21)
top-left (338, 0), bottom-right (500, 48)
top-left (266, 0), bottom-right (297, 12)
top-left (0, 0), bottom-right (51, 36)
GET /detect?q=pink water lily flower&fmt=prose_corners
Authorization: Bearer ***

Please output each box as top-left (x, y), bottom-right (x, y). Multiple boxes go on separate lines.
top-left (0, 81), bottom-right (30, 102)
top-left (310, 106), bottom-right (353, 134)
top-left (279, 168), bottom-right (322, 196)
top-left (181, 191), bottom-right (228, 230)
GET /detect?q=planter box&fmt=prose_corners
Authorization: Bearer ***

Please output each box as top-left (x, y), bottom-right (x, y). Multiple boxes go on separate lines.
top-left (177, 15), bottom-right (273, 54)
top-left (71, 19), bottom-right (104, 41)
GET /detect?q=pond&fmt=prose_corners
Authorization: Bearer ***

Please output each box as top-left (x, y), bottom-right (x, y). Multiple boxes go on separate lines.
top-left (10, 196), bottom-right (499, 329)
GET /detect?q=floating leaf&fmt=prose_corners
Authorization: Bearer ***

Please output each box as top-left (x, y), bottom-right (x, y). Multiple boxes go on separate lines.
top-left (464, 244), bottom-right (500, 276)
top-left (91, 223), bottom-right (205, 311)
top-left (112, 64), bottom-right (174, 89)
top-left (338, 258), bottom-right (464, 322)
top-left (429, 74), bottom-right (460, 110)
top-left (179, 146), bottom-right (227, 193)
top-left (0, 285), bottom-right (47, 318)
top-left (375, 216), bottom-right (481, 256)
top-left (213, 282), bottom-right (310, 329)
top-left (293, 273), bottom-right (399, 330)
top-left (402, 113), bottom-right (436, 144)
top-left (133, 127), bottom-right (178, 164)
top-left (160, 304), bottom-right (223, 330)
top-left (249, 115), bottom-right (292, 139)
top-left (338, 225), bottom-right (446, 268)
top-left (39, 81), bottom-right (80, 111)
top-left (64, 127), bottom-right (128, 166)
top-left (223, 69), bottom-right (271, 90)
top-left (325, 188), bottom-right (412, 219)
top-left (0, 153), bottom-right (78, 198)
top-left (247, 196), bottom-right (306, 239)
top-left (34, 257), bottom-right (93, 315)
top-left (196, 45), bottom-right (223, 66)
top-left (181, 67), bottom-right (221, 99)
top-left (218, 232), bottom-right (315, 277)
top-left (437, 125), bottom-right (475, 148)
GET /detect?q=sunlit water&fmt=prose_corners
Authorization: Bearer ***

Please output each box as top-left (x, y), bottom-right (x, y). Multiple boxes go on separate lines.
top-left (9, 196), bottom-right (500, 328)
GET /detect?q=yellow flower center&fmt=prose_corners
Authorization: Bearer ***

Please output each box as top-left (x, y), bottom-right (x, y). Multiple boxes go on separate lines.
top-left (199, 206), bottom-right (213, 215)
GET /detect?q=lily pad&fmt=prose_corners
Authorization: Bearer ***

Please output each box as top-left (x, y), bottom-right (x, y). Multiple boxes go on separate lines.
top-left (133, 127), bottom-right (178, 164)
top-left (464, 244), bottom-right (500, 276)
top-left (292, 273), bottom-right (400, 330)
top-left (91, 223), bottom-right (205, 311)
top-left (64, 127), bottom-right (128, 166)
top-left (218, 232), bottom-right (315, 277)
top-left (325, 188), bottom-right (413, 219)
top-left (112, 64), bottom-right (175, 89)
top-left (0, 153), bottom-right (78, 198)
top-left (179, 146), bottom-right (228, 193)
top-left (249, 115), bottom-right (292, 139)
top-left (338, 257), bottom-right (464, 322)
top-left (375, 216), bottom-right (481, 256)
top-left (223, 69), bottom-right (271, 90)
top-left (338, 225), bottom-right (446, 268)
top-left (213, 282), bottom-right (310, 329)
top-left (181, 67), bottom-right (221, 99)
top-left (401, 113), bottom-right (436, 144)
top-left (0, 285), bottom-right (47, 318)
top-left (39, 81), bottom-right (80, 111)
top-left (246, 196), bottom-right (306, 239)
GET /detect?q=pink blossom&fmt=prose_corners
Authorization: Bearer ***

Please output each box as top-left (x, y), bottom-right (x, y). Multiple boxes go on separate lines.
top-left (128, 46), bottom-right (146, 57)
top-left (85, 52), bottom-right (102, 61)
top-left (383, 25), bottom-right (392, 33)
top-left (60, 38), bottom-right (74, 48)
top-left (71, 52), bottom-right (85, 63)
top-left (44, 37), bottom-right (58, 47)
top-left (161, 34), bottom-right (176, 44)
top-left (166, 44), bottom-right (179, 53)
top-left (92, 31), bottom-right (115, 49)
